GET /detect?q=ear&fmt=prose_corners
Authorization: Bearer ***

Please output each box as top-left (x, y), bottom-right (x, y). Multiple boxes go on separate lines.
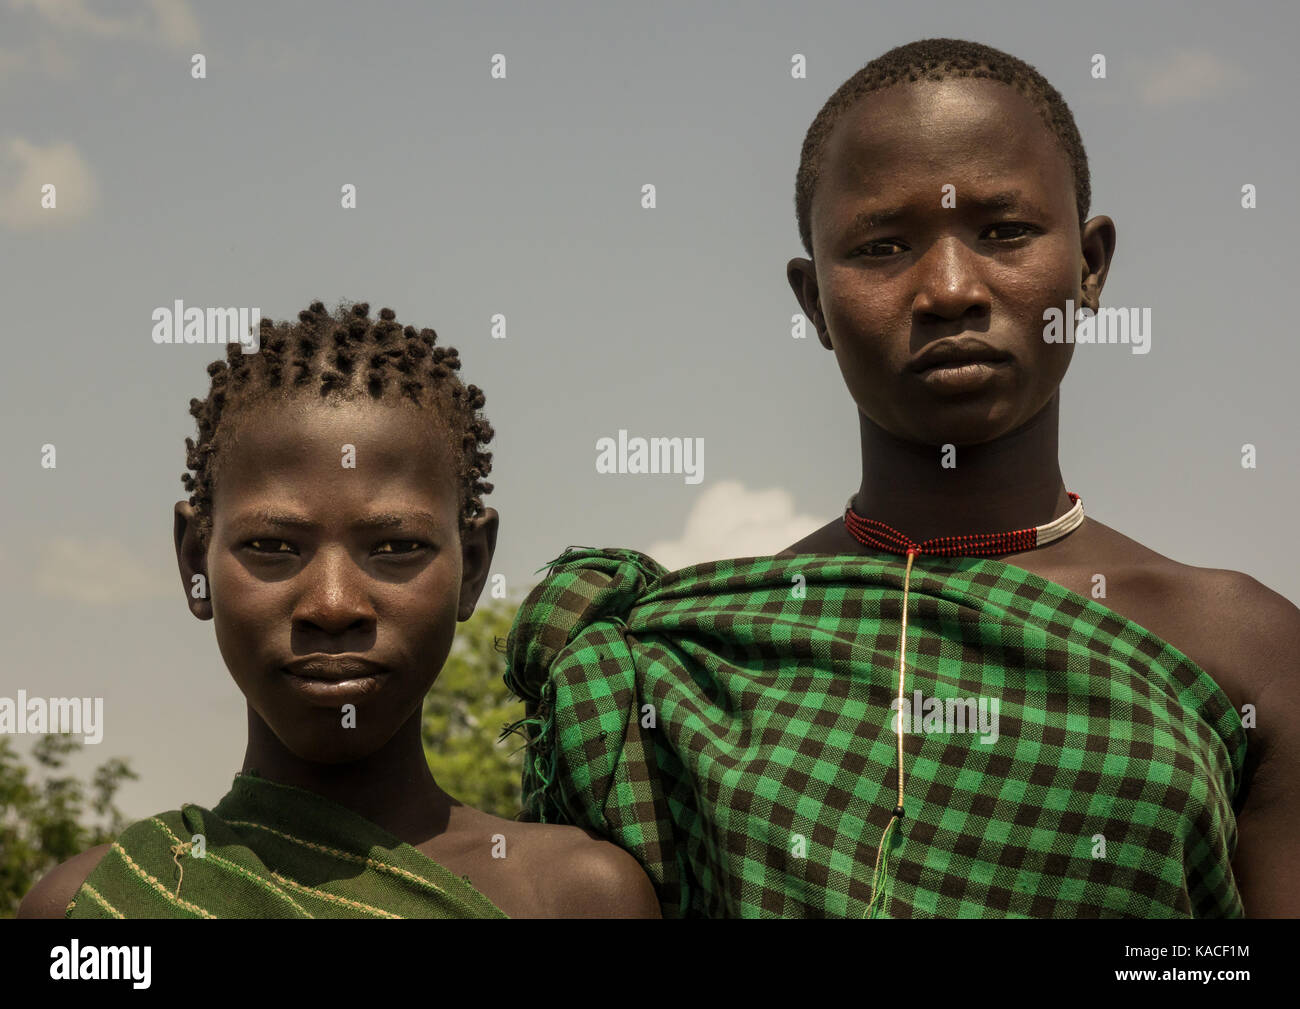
top-left (456, 506), bottom-right (499, 621)
top-left (1079, 215), bottom-right (1116, 313)
top-left (786, 257), bottom-right (832, 351)
top-left (174, 501), bottom-right (212, 620)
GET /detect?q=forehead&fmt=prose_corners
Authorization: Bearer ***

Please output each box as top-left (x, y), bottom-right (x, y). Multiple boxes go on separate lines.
top-left (211, 394), bottom-right (460, 517)
top-left (815, 77), bottom-right (1073, 223)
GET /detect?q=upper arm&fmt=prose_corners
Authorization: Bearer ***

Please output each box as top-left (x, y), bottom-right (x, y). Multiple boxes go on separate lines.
top-left (1223, 575), bottom-right (1300, 917)
top-left (17, 843), bottom-right (112, 919)
top-left (547, 836), bottom-right (662, 918)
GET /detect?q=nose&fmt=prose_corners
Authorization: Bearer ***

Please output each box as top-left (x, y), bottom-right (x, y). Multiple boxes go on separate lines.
top-left (910, 237), bottom-right (992, 324)
top-left (291, 548), bottom-right (377, 642)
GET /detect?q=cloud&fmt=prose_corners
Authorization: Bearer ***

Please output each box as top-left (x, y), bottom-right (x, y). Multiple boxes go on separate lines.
top-left (7, 0), bottom-right (199, 48)
top-left (34, 537), bottom-right (175, 605)
top-left (640, 480), bottom-right (824, 572)
top-left (146, 0), bottom-right (200, 48)
top-left (1140, 47), bottom-right (1244, 107)
top-left (0, 137), bottom-right (98, 231)
top-left (0, 31), bottom-right (79, 78)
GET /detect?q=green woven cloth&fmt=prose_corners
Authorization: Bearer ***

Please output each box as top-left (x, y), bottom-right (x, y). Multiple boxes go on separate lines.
top-left (504, 547), bottom-right (1247, 918)
top-left (66, 772), bottom-right (508, 918)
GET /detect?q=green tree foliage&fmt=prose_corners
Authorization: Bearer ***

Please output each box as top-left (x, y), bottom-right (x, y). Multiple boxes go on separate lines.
top-left (0, 734), bottom-right (137, 918)
top-left (420, 595), bottom-right (527, 819)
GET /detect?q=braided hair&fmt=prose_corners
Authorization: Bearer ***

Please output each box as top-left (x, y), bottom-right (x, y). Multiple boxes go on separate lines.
top-left (181, 300), bottom-right (493, 545)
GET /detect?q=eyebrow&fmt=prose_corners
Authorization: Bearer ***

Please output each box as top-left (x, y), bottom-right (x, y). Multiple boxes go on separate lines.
top-left (230, 510), bottom-right (442, 531)
top-left (848, 190), bottom-right (1050, 233)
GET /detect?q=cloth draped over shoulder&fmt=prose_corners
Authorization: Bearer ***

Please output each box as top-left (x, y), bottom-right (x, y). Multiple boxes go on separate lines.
top-left (66, 772), bottom-right (508, 918)
top-left (504, 546), bottom-right (1248, 919)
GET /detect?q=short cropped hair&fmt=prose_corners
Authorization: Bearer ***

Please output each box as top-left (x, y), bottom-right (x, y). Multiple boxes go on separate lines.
top-left (795, 37), bottom-right (1091, 257)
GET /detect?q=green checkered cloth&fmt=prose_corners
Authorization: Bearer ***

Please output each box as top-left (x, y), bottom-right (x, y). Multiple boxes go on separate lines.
top-left (66, 772), bottom-right (508, 918)
top-left (504, 546), bottom-right (1247, 918)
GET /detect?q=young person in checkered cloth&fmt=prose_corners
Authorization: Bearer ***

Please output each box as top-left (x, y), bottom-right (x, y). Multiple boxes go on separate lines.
top-left (503, 39), bottom-right (1300, 918)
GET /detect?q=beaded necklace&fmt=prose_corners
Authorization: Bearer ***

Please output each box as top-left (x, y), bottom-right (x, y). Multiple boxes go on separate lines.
top-left (842, 492), bottom-right (1086, 916)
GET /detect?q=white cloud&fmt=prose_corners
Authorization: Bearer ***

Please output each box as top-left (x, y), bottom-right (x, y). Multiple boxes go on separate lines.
top-left (640, 480), bottom-right (824, 572)
top-left (34, 537), bottom-right (175, 605)
top-left (0, 137), bottom-right (98, 231)
top-left (7, 0), bottom-right (199, 48)
top-left (1140, 47), bottom-right (1244, 107)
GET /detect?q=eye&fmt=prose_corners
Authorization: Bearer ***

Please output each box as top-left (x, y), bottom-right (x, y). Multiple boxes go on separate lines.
top-left (246, 538), bottom-right (295, 554)
top-left (852, 222), bottom-right (1037, 258)
top-left (853, 240), bottom-right (906, 258)
top-left (986, 222), bottom-right (1034, 240)
top-left (372, 540), bottom-right (427, 556)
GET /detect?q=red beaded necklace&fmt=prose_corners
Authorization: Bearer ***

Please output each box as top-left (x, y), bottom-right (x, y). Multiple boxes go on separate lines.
top-left (844, 491), bottom-right (1084, 557)
top-left (845, 491), bottom-right (1086, 917)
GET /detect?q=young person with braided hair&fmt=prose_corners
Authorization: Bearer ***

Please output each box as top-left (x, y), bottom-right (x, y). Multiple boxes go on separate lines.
top-left (19, 300), bottom-right (660, 919)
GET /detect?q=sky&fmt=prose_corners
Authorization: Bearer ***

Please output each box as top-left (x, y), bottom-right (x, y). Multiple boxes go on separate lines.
top-left (2, 0), bottom-right (1297, 819)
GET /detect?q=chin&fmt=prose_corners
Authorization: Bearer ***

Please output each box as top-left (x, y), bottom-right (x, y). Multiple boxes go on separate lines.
top-left (879, 413), bottom-right (1009, 448)
top-left (921, 423), bottom-right (1014, 447)
top-left (273, 728), bottom-right (396, 765)
top-left (256, 699), bottom-right (409, 765)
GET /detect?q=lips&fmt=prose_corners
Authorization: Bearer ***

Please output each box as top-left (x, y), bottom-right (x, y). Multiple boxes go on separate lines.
top-left (909, 338), bottom-right (1011, 373)
top-left (281, 655), bottom-right (386, 681)
top-left (915, 355), bottom-right (1008, 373)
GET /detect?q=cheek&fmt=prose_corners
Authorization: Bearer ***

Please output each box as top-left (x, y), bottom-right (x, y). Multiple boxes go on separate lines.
top-left (822, 270), bottom-right (899, 356)
top-left (206, 553), bottom-right (288, 666)
top-left (1004, 254), bottom-right (1080, 382)
top-left (381, 552), bottom-right (465, 655)
top-left (1039, 342), bottom-right (1075, 392)
top-left (1010, 238), bottom-right (1080, 311)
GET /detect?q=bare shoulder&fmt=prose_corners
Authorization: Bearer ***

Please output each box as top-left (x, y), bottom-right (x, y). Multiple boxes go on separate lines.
top-left (1109, 521), bottom-right (1300, 682)
top-left (1052, 520), bottom-right (1281, 669)
top-left (512, 819), bottom-right (662, 918)
top-left (17, 843), bottom-right (113, 919)
top-left (425, 805), bottom-right (660, 918)
top-left (1173, 561), bottom-right (1300, 700)
top-left (1104, 524), bottom-right (1300, 724)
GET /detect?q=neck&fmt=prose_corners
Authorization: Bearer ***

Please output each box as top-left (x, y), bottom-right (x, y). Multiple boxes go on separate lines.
top-left (240, 709), bottom-right (453, 843)
top-left (854, 394), bottom-right (1071, 542)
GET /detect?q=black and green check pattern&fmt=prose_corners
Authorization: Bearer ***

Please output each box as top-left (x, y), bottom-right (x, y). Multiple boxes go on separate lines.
top-left (505, 547), bottom-right (1247, 918)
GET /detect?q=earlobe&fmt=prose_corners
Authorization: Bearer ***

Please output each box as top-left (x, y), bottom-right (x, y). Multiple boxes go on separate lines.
top-left (813, 311), bottom-right (831, 350)
top-left (173, 501), bottom-right (213, 620)
top-left (1078, 215), bottom-right (1117, 313)
top-left (1080, 276), bottom-right (1101, 313)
